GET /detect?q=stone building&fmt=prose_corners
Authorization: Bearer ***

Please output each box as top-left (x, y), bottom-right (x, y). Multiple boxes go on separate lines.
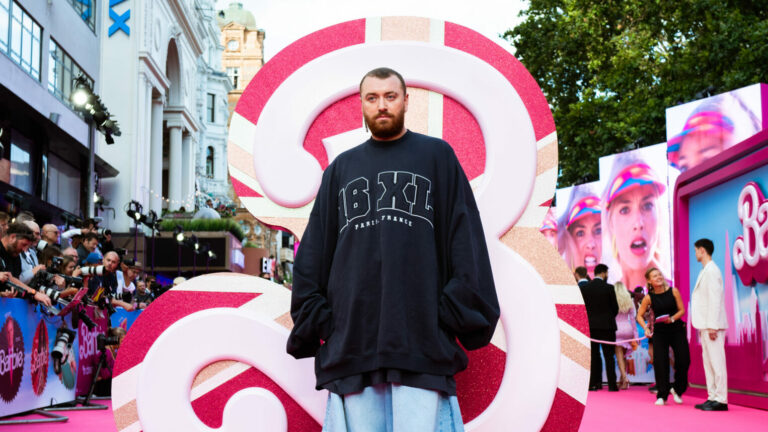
top-left (97, 0), bottom-right (231, 231)
top-left (216, 2), bottom-right (265, 118)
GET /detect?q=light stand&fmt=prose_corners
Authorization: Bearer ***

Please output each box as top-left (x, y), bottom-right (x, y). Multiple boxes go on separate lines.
top-left (141, 210), bottom-right (161, 276)
top-left (174, 225), bottom-right (185, 277)
top-left (186, 235), bottom-right (200, 277)
top-left (125, 200), bottom-right (145, 261)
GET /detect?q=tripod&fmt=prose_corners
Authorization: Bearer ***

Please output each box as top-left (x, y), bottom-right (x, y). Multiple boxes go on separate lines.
top-left (44, 347), bottom-right (110, 412)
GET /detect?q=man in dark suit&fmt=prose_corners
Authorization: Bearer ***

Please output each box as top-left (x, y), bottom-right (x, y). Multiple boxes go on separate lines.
top-left (580, 263), bottom-right (619, 391)
top-left (574, 266), bottom-right (590, 288)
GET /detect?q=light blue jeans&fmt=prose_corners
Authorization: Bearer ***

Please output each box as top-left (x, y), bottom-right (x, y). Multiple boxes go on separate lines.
top-left (323, 383), bottom-right (464, 432)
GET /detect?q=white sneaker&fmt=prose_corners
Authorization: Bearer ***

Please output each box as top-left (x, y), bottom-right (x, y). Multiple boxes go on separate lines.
top-left (655, 398), bottom-right (665, 406)
top-left (670, 389), bottom-right (683, 404)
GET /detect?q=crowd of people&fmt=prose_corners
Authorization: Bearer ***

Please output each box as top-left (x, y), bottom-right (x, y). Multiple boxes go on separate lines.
top-left (576, 238), bottom-right (729, 411)
top-left (0, 211), bottom-right (163, 311)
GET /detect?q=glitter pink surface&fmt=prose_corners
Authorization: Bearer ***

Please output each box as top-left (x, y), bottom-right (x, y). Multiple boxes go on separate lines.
top-left (454, 344), bottom-right (506, 422)
top-left (443, 95), bottom-right (485, 181)
top-left (556, 304), bottom-right (591, 337)
top-left (230, 175), bottom-right (262, 198)
top-left (303, 95), bottom-right (361, 170)
top-left (191, 366), bottom-right (320, 432)
top-left (234, 20), bottom-right (365, 126)
top-left (444, 22), bottom-right (556, 142)
top-left (541, 389), bottom-right (584, 432)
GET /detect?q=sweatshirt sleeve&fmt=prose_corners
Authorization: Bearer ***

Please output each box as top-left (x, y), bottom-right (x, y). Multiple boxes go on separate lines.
top-left (437, 150), bottom-right (500, 350)
top-left (286, 166), bottom-right (338, 359)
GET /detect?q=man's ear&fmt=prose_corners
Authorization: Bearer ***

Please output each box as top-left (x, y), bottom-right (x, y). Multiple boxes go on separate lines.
top-left (404, 91), bottom-right (409, 113)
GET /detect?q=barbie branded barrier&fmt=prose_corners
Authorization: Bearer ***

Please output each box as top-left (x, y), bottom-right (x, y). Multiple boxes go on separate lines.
top-left (0, 298), bottom-right (79, 418)
top-left (111, 17), bottom-right (591, 432)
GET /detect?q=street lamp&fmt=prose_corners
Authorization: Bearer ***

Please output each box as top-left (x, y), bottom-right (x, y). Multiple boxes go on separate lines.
top-left (70, 75), bottom-right (121, 218)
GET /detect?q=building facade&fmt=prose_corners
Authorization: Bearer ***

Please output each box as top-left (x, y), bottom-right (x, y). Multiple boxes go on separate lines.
top-left (217, 2), bottom-right (265, 118)
top-left (98, 0), bottom-right (231, 232)
top-left (0, 0), bottom-right (117, 223)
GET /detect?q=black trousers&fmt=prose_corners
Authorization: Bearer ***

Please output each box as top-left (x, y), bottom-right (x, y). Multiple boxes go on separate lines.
top-left (590, 329), bottom-right (617, 389)
top-left (652, 322), bottom-right (690, 400)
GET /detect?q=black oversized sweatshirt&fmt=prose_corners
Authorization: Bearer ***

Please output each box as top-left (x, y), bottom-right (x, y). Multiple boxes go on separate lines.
top-left (286, 130), bottom-right (500, 392)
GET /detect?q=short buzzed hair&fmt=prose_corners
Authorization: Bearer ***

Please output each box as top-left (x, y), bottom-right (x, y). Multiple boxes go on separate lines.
top-left (594, 263), bottom-right (609, 275)
top-left (359, 67), bottom-right (406, 95)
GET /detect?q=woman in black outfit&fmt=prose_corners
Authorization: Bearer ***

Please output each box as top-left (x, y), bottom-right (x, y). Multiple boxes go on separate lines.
top-left (637, 267), bottom-right (690, 405)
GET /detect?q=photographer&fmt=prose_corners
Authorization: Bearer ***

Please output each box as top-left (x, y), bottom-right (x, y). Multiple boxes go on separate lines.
top-left (32, 247), bottom-right (82, 299)
top-left (116, 258), bottom-right (141, 303)
top-left (62, 219), bottom-right (94, 249)
top-left (19, 221), bottom-right (42, 284)
top-left (133, 279), bottom-right (154, 309)
top-left (0, 222), bottom-right (51, 306)
top-left (86, 251), bottom-right (133, 312)
top-left (41, 224), bottom-right (61, 249)
top-left (77, 232), bottom-right (100, 266)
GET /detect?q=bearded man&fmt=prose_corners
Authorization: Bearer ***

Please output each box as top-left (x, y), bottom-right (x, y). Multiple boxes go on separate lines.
top-left (287, 67), bottom-right (499, 431)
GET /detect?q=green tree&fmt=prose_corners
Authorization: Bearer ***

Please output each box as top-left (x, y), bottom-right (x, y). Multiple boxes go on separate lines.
top-left (505, 0), bottom-right (768, 187)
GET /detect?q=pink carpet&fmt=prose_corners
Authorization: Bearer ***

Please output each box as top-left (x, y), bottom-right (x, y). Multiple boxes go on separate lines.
top-left (2, 386), bottom-right (767, 431)
top-left (0, 400), bottom-right (117, 432)
top-left (580, 385), bottom-right (768, 431)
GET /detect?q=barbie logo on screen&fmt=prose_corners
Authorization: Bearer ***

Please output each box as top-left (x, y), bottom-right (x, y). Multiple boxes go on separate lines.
top-left (733, 181), bottom-right (768, 285)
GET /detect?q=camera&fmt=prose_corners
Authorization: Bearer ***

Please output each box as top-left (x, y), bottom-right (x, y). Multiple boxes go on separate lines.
top-left (80, 265), bottom-right (105, 277)
top-left (98, 294), bottom-right (116, 315)
top-left (97, 333), bottom-right (120, 351)
top-left (62, 275), bottom-right (83, 288)
top-left (95, 228), bottom-right (112, 238)
top-left (35, 239), bottom-right (49, 253)
top-left (51, 256), bottom-right (64, 269)
top-left (0, 280), bottom-right (24, 297)
top-left (114, 247), bottom-right (127, 257)
top-left (38, 286), bottom-right (61, 303)
top-left (51, 327), bottom-right (76, 374)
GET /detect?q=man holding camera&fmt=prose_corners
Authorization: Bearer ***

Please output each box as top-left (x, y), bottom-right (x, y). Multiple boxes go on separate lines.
top-left (86, 251), bottom-right (133, 312)
top-left (0, 222), bottom-right (51, 306)
top-left (116, 259), bottom-right (141, 302)
top-left (19, 220), bottom-right (41, 284)
top-left (77, 232), bottom-right (100, 266)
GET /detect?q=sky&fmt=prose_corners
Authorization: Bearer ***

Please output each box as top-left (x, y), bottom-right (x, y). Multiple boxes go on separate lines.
top-left (214, 0), bottom-right (529, 61)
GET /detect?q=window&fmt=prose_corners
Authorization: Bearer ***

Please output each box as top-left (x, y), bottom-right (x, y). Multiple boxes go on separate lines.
top-left (47, 154), bottom-right (81, 215)
top-left (0, 0), bottom-right (9, 53)
top-left (206, 146), bottom-right (214, 178)
top-left (48, 39), bottom-right (93, 107)
top-left (9, 131), bottom-right (33, 194)
top-left (226, 67), bottom-right (239, 89)
top-left (2, 1), bottom-right (41, 81)
top-left (67, 0), bottom-right (96, 33)
top-left (207, 93), bottom-right (215, 123)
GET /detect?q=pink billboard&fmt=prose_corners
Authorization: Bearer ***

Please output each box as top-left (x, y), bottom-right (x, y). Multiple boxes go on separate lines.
top-left (666, 83), bottom-right (765, 173)
top-left (555, 181), bottom-right (604, 279)
top-left (599, 144), bottom-right (672, 292)
top-left (674, 128), bottom-right (768, 410)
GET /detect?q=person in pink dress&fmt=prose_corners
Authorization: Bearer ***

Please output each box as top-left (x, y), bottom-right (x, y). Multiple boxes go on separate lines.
top-left (614, 281), bottom-right (637, 389)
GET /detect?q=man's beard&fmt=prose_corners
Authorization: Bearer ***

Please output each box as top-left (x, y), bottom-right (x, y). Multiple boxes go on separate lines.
top-left (365, 111), bottom-right (405, 139)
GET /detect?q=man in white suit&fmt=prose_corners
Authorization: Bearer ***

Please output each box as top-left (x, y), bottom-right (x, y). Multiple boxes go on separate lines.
top-left (692, 238), bottom-right (728, 411)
